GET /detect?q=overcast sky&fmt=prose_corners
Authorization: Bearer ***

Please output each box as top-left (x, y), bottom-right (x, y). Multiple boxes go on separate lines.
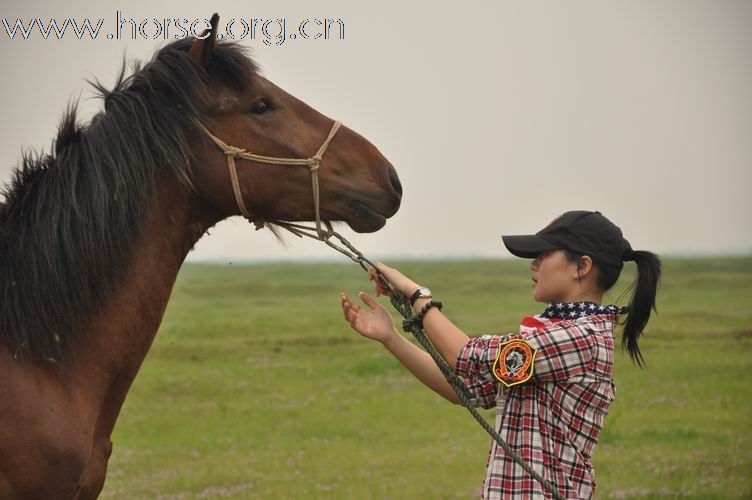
top-left (1, 0), bottom-right (750, 263)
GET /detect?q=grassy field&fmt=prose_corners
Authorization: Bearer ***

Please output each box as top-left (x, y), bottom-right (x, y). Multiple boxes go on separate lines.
top-left (100, 256), bottom-right (752, 499)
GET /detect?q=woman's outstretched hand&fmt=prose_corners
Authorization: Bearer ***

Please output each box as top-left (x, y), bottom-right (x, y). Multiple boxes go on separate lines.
top-left (340, 291), bottom-right (396, 344)
top-left (368, 261), bottom-right (420, 298)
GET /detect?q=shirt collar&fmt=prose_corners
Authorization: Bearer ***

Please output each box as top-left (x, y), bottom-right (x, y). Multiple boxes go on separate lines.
top-left (540, 301), bottom-right (629, 319)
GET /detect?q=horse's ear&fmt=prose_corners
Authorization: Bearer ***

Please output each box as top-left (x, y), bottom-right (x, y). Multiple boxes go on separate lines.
top-left (188, 13), bottom-right (220, 66)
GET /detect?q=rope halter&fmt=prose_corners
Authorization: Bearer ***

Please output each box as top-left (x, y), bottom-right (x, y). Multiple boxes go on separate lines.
top-left (192, 119), bottom-right (394, 291)
top-left (194, 119), bottom-right (342, 239)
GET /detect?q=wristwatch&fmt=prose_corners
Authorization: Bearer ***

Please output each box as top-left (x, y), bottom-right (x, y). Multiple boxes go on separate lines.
top-left (409, 286), bottom-right (432, 306)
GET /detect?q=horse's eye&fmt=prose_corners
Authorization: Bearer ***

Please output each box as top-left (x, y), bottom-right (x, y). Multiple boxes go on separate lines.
top-left (249, 98), bottom-right (274, 115)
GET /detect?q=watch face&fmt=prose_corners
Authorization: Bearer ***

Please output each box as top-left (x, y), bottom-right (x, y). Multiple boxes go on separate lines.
top-left (420, 287), bottom-right (432, 296)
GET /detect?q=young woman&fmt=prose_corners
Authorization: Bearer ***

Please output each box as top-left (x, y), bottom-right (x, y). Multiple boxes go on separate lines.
top-left (340, 210), bottom-right (661, 499)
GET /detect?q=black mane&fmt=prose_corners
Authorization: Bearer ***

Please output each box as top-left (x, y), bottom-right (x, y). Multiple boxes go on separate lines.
top-left (0, 38), bottom-right (258, 364)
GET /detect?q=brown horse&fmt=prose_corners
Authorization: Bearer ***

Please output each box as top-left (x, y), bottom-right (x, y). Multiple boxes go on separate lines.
top-left (0, 14), bottom-right (401, 499)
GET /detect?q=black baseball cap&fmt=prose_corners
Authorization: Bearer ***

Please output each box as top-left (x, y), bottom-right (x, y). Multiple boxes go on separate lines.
top-left (502, 210), bottom-right (634, 267)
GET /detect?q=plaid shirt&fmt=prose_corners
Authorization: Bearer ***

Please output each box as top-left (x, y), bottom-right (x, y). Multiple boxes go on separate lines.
top-left (455, 306), bottom-right (619, 499)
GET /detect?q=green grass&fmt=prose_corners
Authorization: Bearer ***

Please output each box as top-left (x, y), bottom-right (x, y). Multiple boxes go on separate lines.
top-left (100, 256), bottom-right (752, 499)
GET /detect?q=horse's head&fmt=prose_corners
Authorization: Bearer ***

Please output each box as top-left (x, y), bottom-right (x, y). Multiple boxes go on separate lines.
top-left (184, 14), bottom-right (401, 233)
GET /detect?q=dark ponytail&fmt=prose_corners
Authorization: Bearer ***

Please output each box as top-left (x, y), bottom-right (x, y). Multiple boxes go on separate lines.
top-left (620, 250), bottom-right (662, 367)
top-left (564, 247), bottom-right (662, 368)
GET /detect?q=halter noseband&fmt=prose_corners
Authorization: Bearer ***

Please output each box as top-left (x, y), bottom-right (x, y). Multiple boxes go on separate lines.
top-left (195, 119), bottom-right (342, 239)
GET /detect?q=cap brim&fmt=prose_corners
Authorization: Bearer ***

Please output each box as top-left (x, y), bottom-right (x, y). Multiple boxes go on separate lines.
top-left (501, 234), bottom-right (560, 259)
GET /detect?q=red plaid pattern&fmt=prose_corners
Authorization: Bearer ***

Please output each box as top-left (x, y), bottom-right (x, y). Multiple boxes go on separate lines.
top-left (455, 313), bottom-right (617, 499)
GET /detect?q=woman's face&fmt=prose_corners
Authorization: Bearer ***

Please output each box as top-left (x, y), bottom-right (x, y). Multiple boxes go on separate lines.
top-left (529, 249), bottom-right (580, 303)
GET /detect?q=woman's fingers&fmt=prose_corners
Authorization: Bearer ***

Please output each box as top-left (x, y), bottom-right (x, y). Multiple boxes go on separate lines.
top-left (358, 291), bottom-right (379, 309)
top-left (344, 304), bottom-right (358, 326)
top-left (366, 263), bottom-right (398, 297)
top-left (377, 280), bottom-right (392, 297)
top-left (341, 295), bottom-right (359, 312)
top-left (369, 268), bottom-right (386, 295)
top-left (341, 289), bottom-right (385, 327)
top-left (340, 294), bottom-right (356, 322)
top-left (341, 293), bottom-right (369, 326)
top-left (371, 262), bottom-right (387, 279)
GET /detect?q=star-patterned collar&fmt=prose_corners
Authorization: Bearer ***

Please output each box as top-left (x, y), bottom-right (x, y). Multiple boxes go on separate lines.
top-left (540, 301), bottom-right (629, 319)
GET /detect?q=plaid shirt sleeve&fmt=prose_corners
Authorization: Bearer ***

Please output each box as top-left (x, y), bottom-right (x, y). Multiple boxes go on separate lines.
top-left (455, 321), bottom-right (595, 402)
top-left (454, 333), bottom-right (517, 409)
top-left (523, 321), bottom-right (594, 382)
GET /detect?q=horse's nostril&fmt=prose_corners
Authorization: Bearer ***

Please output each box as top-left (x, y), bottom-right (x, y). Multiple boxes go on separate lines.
top-left (388, 166), bottom-right (402, 197)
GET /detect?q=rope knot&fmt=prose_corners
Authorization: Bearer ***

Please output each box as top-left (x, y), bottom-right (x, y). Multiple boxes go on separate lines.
top-left (225, 146), bottom-right (246, 158)
top-left (402, 315), bottom-right (421, 333)
top-left (309, 158), bottom-right (321, 172)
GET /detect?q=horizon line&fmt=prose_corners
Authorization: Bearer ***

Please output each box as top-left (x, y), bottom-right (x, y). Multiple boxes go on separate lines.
top-left (184, 251), bottom-right (752, 265)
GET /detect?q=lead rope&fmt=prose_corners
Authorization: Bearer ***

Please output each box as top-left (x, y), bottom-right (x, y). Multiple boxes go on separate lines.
top-left (195, 121), bottom-right (564, 499)
top-left (273, 226), bottom-right (564, 500)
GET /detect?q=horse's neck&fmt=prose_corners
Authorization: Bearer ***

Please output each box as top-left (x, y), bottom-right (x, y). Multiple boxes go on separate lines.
top-left (70, 174), bottom-right (221, 438)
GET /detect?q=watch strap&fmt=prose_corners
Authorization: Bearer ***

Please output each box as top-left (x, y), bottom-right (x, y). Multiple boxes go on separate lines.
top-left (409, 287), bottom-right (431, 306)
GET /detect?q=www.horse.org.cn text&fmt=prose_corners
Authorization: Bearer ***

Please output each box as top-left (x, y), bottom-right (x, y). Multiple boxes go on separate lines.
top-left (1, 11), bottom-right (346, 46)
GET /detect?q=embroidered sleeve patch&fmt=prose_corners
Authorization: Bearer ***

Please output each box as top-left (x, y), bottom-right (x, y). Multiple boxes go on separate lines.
top-left (492, 338), bottom-right (537, 387)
